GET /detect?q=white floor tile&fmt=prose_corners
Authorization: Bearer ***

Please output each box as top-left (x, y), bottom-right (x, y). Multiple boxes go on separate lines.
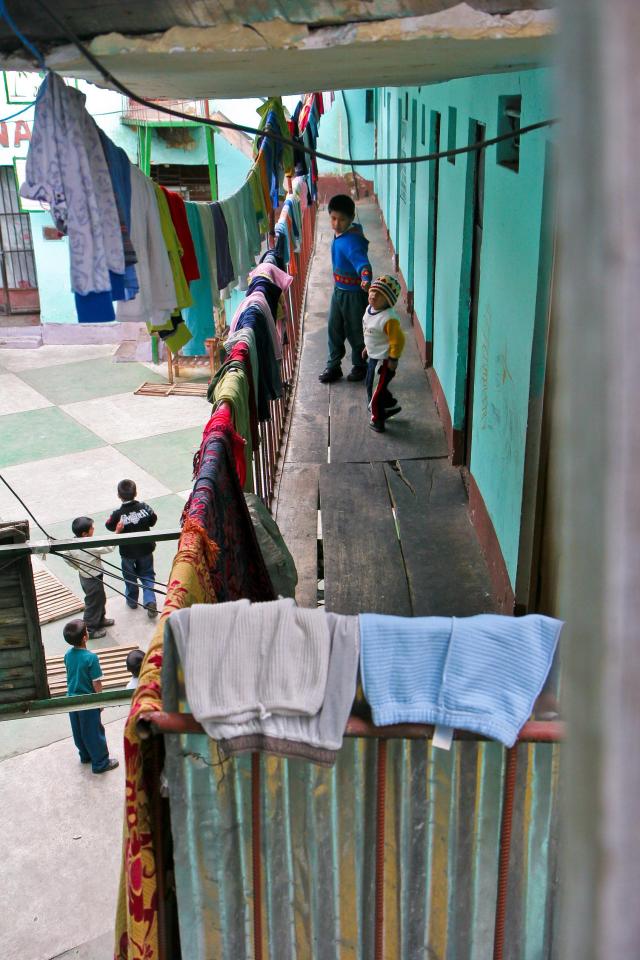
top-left (0, 372), bottom-right (52, 416)
top-left (0, 446), bottom-right (170, 525)
top-left (61, 391), bottom-right (209, 444)
top-left (0, 343), bottom-right (116, 373)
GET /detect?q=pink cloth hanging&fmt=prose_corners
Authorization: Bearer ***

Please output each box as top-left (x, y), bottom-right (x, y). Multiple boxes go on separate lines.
top-left (230, 292), bottom-right (282, 360)
top-left (248, 262), bottom-right (294, 293)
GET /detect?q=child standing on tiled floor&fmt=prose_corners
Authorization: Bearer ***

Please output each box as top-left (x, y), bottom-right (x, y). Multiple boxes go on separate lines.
top-left (362, 275), bottom-right (405, 433)
top-left (105, 479), bottom-right (159, 618)
top-left (61, 516), bottom-right (115, 640)
top-left (63, 619), bottom-right (119, 774)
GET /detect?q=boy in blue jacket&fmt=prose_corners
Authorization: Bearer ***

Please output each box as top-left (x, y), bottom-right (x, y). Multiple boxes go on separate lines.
top-left (318, 195), bottom-right (372, 383)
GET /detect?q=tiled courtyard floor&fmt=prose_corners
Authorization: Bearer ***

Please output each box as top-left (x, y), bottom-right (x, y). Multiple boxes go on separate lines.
top-left (0, 344), bottom-right (210, 960)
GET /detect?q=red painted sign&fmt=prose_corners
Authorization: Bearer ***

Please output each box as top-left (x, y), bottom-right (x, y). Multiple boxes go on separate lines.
top-left (0, 120), bottom-right (32, 148)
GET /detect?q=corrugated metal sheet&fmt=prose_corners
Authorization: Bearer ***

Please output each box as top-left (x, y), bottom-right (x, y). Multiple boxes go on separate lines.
top-left (164, 734), bottom-right (560, 958)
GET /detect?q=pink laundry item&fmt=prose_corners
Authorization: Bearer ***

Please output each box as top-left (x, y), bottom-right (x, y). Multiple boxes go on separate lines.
top-left (193, 404), bottom-right (247, 489)
top-left (230, 292), bottom-right (282, 360)
top-left (248, 262), bottom-right (294, 293)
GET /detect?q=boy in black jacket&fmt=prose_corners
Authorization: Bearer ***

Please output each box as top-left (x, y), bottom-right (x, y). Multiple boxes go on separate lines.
top-left (105, 479), bottom-right (159, 618)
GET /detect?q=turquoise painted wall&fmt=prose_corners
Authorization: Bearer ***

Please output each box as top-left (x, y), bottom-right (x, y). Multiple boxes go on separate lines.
top-left (372, 69), bottom-right (553, 589)
top-left (316, 89), bottom-right (375, 177)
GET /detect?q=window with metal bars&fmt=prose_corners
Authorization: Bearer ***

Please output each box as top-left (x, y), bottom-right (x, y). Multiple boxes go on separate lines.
top-left (0, 167), bottom-right (38, 315)
top-left (496, 95), bottom-right (522, 172)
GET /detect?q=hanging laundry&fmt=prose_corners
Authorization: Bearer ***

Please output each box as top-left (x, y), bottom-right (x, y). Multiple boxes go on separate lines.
top-left (243, 493), bottom-right (297, 600)
top-left (225, 305), bottom-right (282, 421)
top-left (117, 165), bottom-right (177, 328)
top-left (182, 430), bottom-right (274, 603)
top-left (219, 190), bottom-right (256, 292)
top-left (160, 187), bottom-right (199, 283)
top-left (256, 148), bottom-right (273, 218)
top-left (249, 261), bottom-right (294, 295)
top-left (223, 327), bottom-right (259, 406)
top-left (212, 365), bottom-right (253, 491)
top-left (228, 341), bottom-right (260, 452)
top-left (163, 608), bottom-right (358, 766)
top-left (359, 613), bottom-right (563, 747)
top-left (247, 166), bottom-right (269, 234)
top-left (255, 97), bottom-right (294, 178)
top-left (195, 202), bottom-right (220, 306)
top-left (169, 598), bottom-right (330, 725)
top-left (240, 182), bottom-right (264, 263)
top-left (98, 130), bottom-right (138, 304)
top-left (193, 404), bottom-right (246, 488)
top-left (20, 73), bottom-right (124, 297)
top-left (153, 183), bottom-right (192, 312)
top-left (209, 202), bottom-right (235, 296)
top-left (157, 312), bottom-right (193, 353)
top-left (230, 291), bottom-right (282, 360)
top-left (182, 201), bottom-right (215, 355)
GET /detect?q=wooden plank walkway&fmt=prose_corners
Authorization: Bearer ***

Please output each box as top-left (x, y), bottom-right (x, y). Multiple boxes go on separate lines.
top-left (275, 198), bottom-right (494, 618)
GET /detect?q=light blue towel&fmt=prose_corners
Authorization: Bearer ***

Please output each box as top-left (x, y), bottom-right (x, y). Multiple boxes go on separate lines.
top-left (359, 614), bottom-right (563, 747)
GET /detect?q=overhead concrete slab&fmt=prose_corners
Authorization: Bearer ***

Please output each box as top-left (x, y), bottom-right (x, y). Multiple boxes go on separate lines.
top-left (1, 4), bottom-right (555, 100)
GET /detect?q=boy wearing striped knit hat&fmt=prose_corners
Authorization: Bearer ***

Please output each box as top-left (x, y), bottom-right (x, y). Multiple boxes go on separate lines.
top-left (361, 275), bottom-right (405, 433)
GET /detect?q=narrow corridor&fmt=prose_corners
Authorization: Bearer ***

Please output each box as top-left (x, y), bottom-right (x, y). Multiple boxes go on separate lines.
top-left (275, 199), bottom-right (495, 617)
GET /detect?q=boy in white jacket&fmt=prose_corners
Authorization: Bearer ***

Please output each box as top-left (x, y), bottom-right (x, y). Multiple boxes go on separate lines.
top-left (62, 516), bottom-right (115, 639)
top-left (361, 275), bottom-right (405, 433)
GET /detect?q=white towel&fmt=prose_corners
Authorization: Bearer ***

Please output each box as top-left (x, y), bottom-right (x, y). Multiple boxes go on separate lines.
top-left (175, 598), bottom-right (331, 725)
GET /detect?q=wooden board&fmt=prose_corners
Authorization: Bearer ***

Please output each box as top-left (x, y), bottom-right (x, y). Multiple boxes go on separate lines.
top-left (384, 460), bottom-right (495, 617)
top-left (285, 315), bottom-right (330, 465)
top-left (33, 566), bottom-right (84, 625)
top-left (319, 461), bottom-right (412, 616)
top-left (274, 464), bottom-right (320, 609)
top-left (134, 381), bottom-right (209, 397)
top-left (328, 340), bottom-right (448, 464)
top-left (46, 643), bottom-right (139, 697)
top-left (0, 521), bottom-right (49, 703)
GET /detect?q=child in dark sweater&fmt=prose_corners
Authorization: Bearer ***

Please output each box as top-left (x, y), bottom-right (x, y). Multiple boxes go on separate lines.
top-left (318, 194), bottom-right (372, 384)
top-left (105, 479), bottom-right (159, 618)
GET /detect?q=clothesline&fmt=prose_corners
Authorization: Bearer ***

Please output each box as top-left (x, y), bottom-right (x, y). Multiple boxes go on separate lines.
top-left (19, 77), bottom-right (326, 353)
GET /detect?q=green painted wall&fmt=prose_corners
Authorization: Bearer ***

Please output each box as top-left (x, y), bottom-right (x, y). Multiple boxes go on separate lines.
top-left (372, 69), bottom-right (553, 588)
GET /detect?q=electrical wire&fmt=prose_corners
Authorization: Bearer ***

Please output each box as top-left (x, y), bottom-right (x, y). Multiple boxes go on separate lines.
top-left (0, 0), bottom-right (45, 67)
top-left (13, 0), bottom-right (557, 168)
top-left (0, 100), bottom-right (36, 122)
top-left (0, 472), bottom-right (169, 593)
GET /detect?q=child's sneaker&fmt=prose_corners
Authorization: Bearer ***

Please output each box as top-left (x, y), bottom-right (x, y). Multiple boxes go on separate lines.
top-left (318, 366), bottom-right (343, 383)
top-left (369, 419), bottom-right (385, 433)
top-left (145, 602), bottom-right (158, 619)
top-left (94, 759), bottom-right (119, 774)
top-left (385, 404), bottom-right (402, 419)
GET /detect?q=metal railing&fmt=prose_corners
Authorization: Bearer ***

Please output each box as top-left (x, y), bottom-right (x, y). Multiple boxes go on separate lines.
top-left (252, 200), bottom-right (317, 505)
top-left (141, 709), bottom-right (563, 960)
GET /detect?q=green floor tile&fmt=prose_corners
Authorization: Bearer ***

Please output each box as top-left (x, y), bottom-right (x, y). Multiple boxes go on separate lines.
top-left (0, 406), bottom-right (105, 468)
top-left (18, 357), bottom-right (166, 406)
top-left (115, 427), bottom-right (202, 492)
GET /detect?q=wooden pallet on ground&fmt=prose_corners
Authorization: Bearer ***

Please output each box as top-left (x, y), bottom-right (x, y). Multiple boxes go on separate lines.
top-left (33, 566), bottom-right (84, 625)
top-left (135, 380), bottom-right (209, 398)
top-left (46, 643), bottom-right (140, 697)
